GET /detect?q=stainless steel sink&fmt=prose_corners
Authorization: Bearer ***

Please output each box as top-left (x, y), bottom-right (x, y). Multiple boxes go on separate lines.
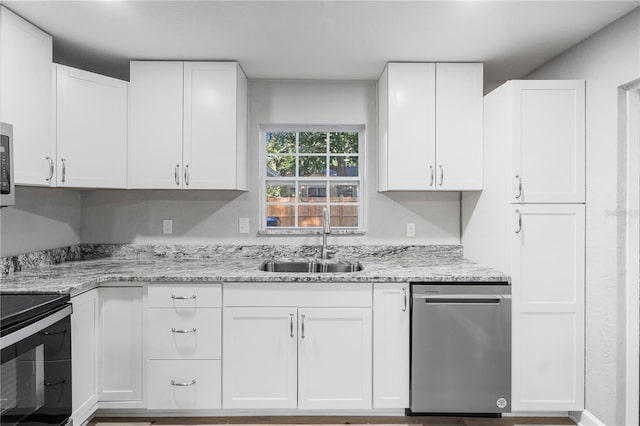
top-left (259, 260), bottom-right (363, 273)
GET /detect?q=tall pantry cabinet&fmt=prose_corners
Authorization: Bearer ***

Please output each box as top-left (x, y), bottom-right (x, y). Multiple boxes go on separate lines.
top-left (462, 80), bottom-right (585, 412)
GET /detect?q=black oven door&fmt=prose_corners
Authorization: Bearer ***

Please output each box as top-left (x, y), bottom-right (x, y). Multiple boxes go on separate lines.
top-left (1, 304), bottom-right (72, 426)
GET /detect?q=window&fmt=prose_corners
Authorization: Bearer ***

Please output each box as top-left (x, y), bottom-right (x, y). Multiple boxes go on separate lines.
top-left (261, 126), bottom-right (363, 231)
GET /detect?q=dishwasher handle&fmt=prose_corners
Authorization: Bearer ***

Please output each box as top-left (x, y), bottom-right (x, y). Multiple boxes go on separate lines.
top-left (413, 294), bottom-right (510, 305)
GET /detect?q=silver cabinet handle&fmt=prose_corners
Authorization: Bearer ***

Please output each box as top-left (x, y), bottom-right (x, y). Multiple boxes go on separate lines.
top-left (439, 165), bottom-right (444, 186)
top-left (429, 166), bottom-right (434, 187)
top-left (515, 174), bottom-right (522, 200)
top-left (171, 294), bottom-right (196, 300)
top-left (45, 156), bottom-right (54, 183)
top-left (175, 164), bottom-right (180, 186)
top-left (402, 287), bottom-right (408, 312)
top-left (171, 328), bottom-right (196, 333)
top-left (289, 313), bottom-right (294, 338)
top-left (61, 158), bottom-right (66, 183)
top-left (515, 209), bottom-right (522, 234)
top-left (171, 379), bottom-right (196, 387)
top-left (301, 314), bottom-right (306, 339)
top-left (184, 165), bottom-right (190, 186)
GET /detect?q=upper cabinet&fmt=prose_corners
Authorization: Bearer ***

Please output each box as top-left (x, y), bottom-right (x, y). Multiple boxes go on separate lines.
top-left (0, 6), bottom-right (55, 186)
top-left (56, 65), bottom-right (128, 188)
top-left (378, 62), bottom-right (483, 191)
top-left (128, 61), bottom-right (248, 190)
top-left (511, 80), bottom-right (585, 203)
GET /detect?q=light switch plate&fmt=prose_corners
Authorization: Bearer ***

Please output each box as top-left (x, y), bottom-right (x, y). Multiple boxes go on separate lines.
top-left (163, 219), bottom-right (173, 235)
top-left (407, 223), bottom-right (416, 237)
top-left (239, 217), bottom-right (250, 234)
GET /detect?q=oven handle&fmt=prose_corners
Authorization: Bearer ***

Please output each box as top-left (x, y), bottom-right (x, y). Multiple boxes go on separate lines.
top-left (1, 305), bottom-right (72, 348)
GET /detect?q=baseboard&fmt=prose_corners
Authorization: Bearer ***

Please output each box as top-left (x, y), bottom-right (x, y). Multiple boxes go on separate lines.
top-left (94, 408), bottom-right (407, 417)
top-left (570, 410), bottom-right (606, 426)
top-left (503, 411), bottom-right (569, 417)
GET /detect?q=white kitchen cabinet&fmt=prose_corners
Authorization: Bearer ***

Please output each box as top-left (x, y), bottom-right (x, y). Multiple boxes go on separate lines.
top-left (146, 283), bottom-right (222, 410)
top-left (373, 283), bottom-right (409, 408)
top-left (435, 63), bottom-right (483, 190)
top-left (511, 204), bottom-right (585, 411)
top-left (128, 61), bottom-right (183, 189)
top-left (128, 61), bottom-right (247, 190)
top-left (98, 286), bottom-right (143, 402)
top-left (147, 360), bottom-right (222, 410)
top-left (378, 62), bottom-right (483, 191)
top-left (222, 283), bottom-right (372, 410)
top-left (379, 63), bottom-right (436, 190)
top-left (0, 6), bottom-right (55, 186)
top-left (511, 80), bottom-right (585, 203)
top-left (222, 307), bottom-right (298, 409)
top-left (56, 65), bottom-right (127, 188)
top-left (71, 289), bottom-right (99, 425)
top-left (183, 62), bottom-right (248, 189)
top-left (297, 308), bottom-right (372, 410)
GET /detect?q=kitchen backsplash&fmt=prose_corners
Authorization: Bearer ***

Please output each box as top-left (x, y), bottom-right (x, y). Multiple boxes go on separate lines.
top-left (1, 243), bottom-right (463, 275)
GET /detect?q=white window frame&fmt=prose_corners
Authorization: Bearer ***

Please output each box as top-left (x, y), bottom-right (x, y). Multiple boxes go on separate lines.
top-left (259, 125), bottom-right (365, 233)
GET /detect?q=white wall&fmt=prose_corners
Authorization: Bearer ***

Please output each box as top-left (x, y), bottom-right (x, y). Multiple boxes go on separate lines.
top-left (0, 186), bottom-right (81, 256)
top-left (525, 8), bottom-right (640, 426)
top-left (80, 79), bottom-right (460, 246)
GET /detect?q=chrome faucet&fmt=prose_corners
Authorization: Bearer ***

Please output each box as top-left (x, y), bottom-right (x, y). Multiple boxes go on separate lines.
top-left (321, 207), bottom-right (332, 259)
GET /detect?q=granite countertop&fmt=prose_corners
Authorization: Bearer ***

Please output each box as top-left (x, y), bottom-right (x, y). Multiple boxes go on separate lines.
top-left (0, 244), bottom-right (510, 295)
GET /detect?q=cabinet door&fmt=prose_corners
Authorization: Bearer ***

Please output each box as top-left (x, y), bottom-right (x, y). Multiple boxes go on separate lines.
top-left (56, 65), bottom-right (127, 188)
top-left (298, 308), bottom-right (372, 409)
top-left (222, 307), bottom-right (297, 409)
top-left (98, 287), bottom-right (143, 402)
top-left (373, 284), bottom-right (409, 408)
top-left (512, 80), bottom-right (585, 203)
top-left (71, 289), bottom-right (99, 425)
top-left (436, 63), bottom-right (483, 191)
top-left (385, 63), bottom-right (436, 190)
top-left (511, 204), bottom-right (585, 411)
top-left (183, 62), bottom-right (246, 190)
top-left (128, 61), bottom-right (184, 189)
top-left (0, 6), bottom-right (54, 186)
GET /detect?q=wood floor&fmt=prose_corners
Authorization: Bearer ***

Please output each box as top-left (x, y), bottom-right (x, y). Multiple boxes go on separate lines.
top-left (90, 415), bottom-right (576, 426)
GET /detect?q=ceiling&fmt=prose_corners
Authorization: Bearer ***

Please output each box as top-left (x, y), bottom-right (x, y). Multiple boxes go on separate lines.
top-left (4, 0), bottom-right (639, 82)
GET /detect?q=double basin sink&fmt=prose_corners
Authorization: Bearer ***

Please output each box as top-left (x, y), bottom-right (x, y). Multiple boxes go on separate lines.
top-left (259, 260), bottom-right (363, 273)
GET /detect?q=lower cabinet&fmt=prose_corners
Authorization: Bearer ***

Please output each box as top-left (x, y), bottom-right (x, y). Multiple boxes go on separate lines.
top-left (146, 283), bottom-right (222, 410)
top-left (372, 283), bottom-right (410, 408)
top-left (147, 360), bottom-right (221, 410)
top-left (297, 308), bottom-right (372, 410)
top-left (222, 283), bottom-right (373, 410)
top-left (511, 204), bottom-right (585, 411)
top-left (222, 307), bottom-right (298, 409)
top-left (98, 286), bottom-right (143, 402)
top-left (71, 289), bottom-right (99, 425)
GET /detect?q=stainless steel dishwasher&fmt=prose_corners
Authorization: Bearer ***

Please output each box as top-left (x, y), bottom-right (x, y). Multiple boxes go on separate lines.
top-left (410, 283), bottom-right (511, 415)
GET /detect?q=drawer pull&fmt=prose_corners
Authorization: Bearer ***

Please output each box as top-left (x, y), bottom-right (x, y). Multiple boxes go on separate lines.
top-left (171, 328), bottom-right (197, 333)
top-left (171, 294), bottom-right (197, 300)
top-left (170, 379), bottom-right (196, 387)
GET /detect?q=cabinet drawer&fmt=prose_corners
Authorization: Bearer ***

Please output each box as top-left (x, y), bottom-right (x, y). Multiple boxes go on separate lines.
top-left (147, 360), bottom-right (221, 409)
top-left (147, 308), bottom-right (221, 359)
top-left (148, 284), bottom-right (221, 308)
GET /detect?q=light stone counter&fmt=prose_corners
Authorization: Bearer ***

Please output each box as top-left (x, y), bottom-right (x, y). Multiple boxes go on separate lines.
top-left (0, 244), bottom-right (509, 295)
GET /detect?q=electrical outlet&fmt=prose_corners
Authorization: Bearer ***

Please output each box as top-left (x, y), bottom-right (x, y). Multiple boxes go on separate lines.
top-left (163, 219), bottom-right (173, 235)
top-left (239, 217), bottom-right (250, 234)
top-left (407, 223), bottom-right (416, 237)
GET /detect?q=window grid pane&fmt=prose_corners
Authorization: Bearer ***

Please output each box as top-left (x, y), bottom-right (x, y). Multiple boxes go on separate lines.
top-left (265, 129), bottom-right (361, 229)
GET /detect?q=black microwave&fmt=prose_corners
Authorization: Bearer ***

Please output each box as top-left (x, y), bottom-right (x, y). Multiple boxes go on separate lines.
top-left (1, 122), bottom-right (14, 207)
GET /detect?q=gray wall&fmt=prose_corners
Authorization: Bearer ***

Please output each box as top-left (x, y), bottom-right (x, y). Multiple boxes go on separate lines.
top-left (80, 79), bottom-right (461, 246)
top-left (0, 186), bottom-right (81, 256)
top-left (525, 8), bottom-right (640, 425)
